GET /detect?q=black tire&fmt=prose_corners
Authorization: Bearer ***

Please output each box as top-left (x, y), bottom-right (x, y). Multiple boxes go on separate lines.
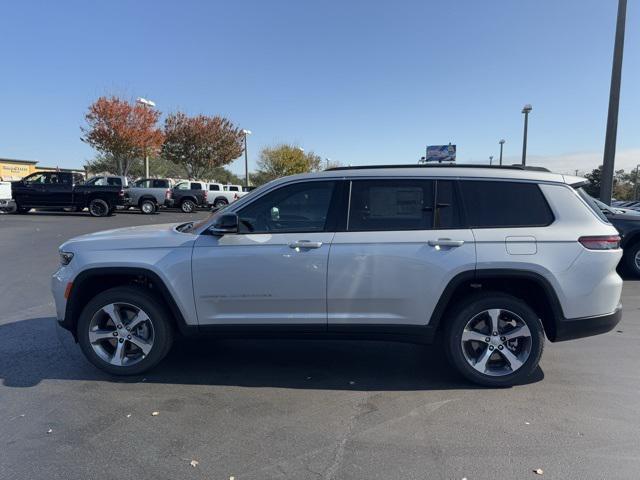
top-left (140, 199), bottom-right (156, 215)
top-left (77, 286), bottom-right (174, 376)
top-left (623, 242), bottom-right (640, 278)
top-left (444, 292), bottom-right (544, 387)
top-left (180, 199), bottom-right (196, 213)
top-left (213, 198), bottom-right (229, 208)
top-left (13, 202), bottom-right (29, 214)
top-left (88, 198), bottom-right (110, 217)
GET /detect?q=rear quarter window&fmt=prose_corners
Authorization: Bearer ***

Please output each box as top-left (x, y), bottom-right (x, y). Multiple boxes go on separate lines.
top-left (459, 180), bottom-right (554, 228)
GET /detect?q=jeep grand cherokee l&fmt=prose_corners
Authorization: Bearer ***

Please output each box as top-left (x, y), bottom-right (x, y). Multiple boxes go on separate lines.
top-left (52, 165), bottom-right (623, 387)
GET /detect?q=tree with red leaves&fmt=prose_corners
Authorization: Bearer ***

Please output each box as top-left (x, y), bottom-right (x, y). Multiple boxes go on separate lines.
top-left (81, 96), bottom-right (163, 176)
top-left (162, 112), bottom-right (244, 180)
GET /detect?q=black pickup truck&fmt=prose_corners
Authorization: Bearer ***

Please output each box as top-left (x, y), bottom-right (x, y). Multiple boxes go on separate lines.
top-left (164, 181), bottom-right (207, 213)
top-left (12, 171), bottom-right (125, 217)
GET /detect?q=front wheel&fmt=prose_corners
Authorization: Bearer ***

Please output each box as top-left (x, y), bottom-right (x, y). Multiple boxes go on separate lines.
top-left (444, 292), bottom-right (544, 387)
top-left (181, 199), bottom-right (196, 213)
top-left (88, 198), bottom-right (110, 217)
top-left (77, 286), bottom-right (174, 375)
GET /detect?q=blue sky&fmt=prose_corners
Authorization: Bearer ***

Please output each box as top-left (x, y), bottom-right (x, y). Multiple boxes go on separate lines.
top-left (1, 0), bottom-right (638, 175)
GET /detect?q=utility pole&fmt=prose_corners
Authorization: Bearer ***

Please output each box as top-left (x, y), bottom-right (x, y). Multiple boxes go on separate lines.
top-left (242, 129), bottom-right (251, 187)
top-left (489, 156), bottom-right (493, 166)
top-left (600, 0), bottom-right (628, 205)
top-left (521, 105), bottom-right (532, 166)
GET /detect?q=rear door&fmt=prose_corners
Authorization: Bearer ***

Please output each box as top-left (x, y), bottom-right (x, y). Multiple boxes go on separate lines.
top-left (327, 178), bottom-right (476, 328)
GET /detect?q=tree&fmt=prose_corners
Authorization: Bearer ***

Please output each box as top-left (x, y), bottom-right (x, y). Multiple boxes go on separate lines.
top-left (584, 165), bottom-right (637, 201)
top-left (254, 144), bottom-right (322, 184)
top-left (81, 96), bottom-right (163, 177)
top-left (162, 112), bottom-right (244, 180)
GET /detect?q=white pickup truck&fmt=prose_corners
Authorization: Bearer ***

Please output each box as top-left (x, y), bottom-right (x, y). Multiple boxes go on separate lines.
top-left (205, 183), bottom-right (247, 208)
top-left (0, 181), bottom-right (15, 212)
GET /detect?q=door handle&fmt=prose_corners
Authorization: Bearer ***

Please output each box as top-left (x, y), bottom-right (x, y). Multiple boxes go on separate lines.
top-left (428, 238), bottom-right (465, 248)
top-left (289, 240), bottom-right (323, 249)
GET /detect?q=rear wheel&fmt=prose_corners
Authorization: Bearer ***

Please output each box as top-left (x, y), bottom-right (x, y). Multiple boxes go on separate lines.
top-left (77, 286), bottom-right (174, 375)
top-left (181, 199), bottom-right (196, 213)
top-left (88, 198), bottom-right (110, 217)
top-left (623, 242), bottom-right (640, 278)
top-left (444, 293), bottom-right (544, 387)
top-left (213, 198), bottom-right (229, 208)
top-left (140, 199), bottom-right (156, 214)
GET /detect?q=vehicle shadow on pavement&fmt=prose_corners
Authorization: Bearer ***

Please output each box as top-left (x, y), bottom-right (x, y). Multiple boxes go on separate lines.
top-left (0, 316), bottom-right (544, 390)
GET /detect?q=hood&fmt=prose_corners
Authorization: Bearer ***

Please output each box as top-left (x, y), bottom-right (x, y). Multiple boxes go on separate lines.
top-left (60, 222), bottom-right (197, 252)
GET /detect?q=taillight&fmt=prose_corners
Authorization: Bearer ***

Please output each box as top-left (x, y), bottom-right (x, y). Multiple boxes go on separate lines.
top-left (165, 189), bottom-right (172, 199)
top-left (234, 193), bottom-right (239, 200)
top-left (118, 189), bottom-right (124, 197)
top-left (578, 235), bottom-right (621, 250)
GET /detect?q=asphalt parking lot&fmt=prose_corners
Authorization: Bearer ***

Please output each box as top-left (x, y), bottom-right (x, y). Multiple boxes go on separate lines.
top-left (1, 209), bottom-right (639, 480)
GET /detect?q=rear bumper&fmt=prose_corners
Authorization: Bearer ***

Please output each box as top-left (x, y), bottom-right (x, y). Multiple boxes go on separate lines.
top-left (554, 304), bottom-right (622, 342)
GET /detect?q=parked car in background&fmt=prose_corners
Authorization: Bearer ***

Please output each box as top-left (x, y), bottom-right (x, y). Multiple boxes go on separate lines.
top-left (165, 181), bottom-right (207, 213)
top-left (582, 193), bottom-right (640, 277)
top-left (12, 171), bottom-right (125, 217)
top-left (0, 181), bottom-right (16, 212)
top-left (205, 183), bottom-right (238, 208)
top-left (53, 165), bottom-right (623, 387)
top-left (125, 178), bottom-right (173, 214)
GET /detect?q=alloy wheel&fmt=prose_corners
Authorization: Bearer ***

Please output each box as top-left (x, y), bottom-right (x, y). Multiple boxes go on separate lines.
top-left (88, 302), bottom-right (155, 367)
top-left (460, 308), bottom-right (532, 377)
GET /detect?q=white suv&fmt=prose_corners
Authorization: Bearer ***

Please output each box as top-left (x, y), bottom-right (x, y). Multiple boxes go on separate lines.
top-left (52, 165), bottom-right (623, 387)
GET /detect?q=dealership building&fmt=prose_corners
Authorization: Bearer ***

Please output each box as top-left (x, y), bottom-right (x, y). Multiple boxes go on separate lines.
top-left (0, 158), bottom-right (85, 181)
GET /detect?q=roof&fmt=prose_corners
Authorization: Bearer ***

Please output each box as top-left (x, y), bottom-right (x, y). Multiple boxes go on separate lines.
top-left (276, 164), bottom-right (583, 185)
top-left (0, 157), bottom-right (39, 165)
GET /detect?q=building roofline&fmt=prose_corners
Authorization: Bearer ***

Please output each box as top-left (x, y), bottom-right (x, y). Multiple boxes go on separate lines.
top-left (0, 158), bottom-right (39, 165)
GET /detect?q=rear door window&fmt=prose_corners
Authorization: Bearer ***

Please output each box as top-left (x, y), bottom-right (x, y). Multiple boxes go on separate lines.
top-left (191, 183), bottom-right (202, 190)
top-left (459, 180), bottom-right (554, 228)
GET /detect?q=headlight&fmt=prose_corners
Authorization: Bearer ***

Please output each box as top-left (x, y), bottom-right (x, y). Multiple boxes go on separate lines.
top-left (60, 251), bottom-right (74, 266)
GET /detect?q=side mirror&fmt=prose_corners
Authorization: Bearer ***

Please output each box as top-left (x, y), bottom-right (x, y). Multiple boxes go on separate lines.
top-left (209, 213), bottom-right (239, 235)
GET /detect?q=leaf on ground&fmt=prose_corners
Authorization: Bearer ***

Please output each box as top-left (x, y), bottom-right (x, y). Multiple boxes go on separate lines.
top-left (151, 411), bottom-right (159, 416)
top-left (126, 414), bottom-right (132, 418)
top-left (190, 460), bottom-right (199, 467)
top-left (534, 468), bottom-right (544, 475)
top-left (47, 429), bottom-right (53, 434)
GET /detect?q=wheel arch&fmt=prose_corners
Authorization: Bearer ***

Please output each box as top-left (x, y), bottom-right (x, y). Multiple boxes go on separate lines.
top-left (430, 269), bottom-right (564, 342)
top-left (65, 267), bottom-right (195, 340)
top-left (138, 195), bottom-right (157, 206)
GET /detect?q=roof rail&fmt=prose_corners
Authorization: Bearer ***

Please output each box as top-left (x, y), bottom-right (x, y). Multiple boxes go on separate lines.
top-left (325, 163), bottom-right (551, 172)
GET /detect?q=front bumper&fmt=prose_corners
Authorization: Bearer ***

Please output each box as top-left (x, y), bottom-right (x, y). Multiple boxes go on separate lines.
top-left (554, 304), bottom-right (622, 342)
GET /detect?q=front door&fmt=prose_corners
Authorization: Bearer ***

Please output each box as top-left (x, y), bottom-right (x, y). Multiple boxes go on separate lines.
top-left (192, 180), bottom-right (341, 328)
top-left (327, 178), bottom-right (476, 327)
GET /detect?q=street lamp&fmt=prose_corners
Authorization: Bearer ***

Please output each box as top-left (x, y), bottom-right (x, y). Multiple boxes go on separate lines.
top-left (489, 156), bottom-right (494, 166)
top-left (521, 104), bottom-right (532, 166)
top-left (242, 129), bottom-right (251, 187)
top-left (137, 97), bottom-right (156, 178)
top-left (499, 139), bottom-right (505, 166)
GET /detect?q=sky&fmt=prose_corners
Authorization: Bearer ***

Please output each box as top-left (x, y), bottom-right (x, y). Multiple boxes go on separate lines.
top-left (0, 0), bottom-right (638, 176)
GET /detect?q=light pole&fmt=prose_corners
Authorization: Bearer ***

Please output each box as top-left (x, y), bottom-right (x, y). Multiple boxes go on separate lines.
top-left (521, 104), bottom-right (532, 166)
top-left (489, 156), bottom-right (493, 166)
top-left (634, 164), bottom-right (640, 201)
top-left (136, 97), bottom-right (156, 178)
top-left (600, 0), bottom-right (628, 205)
top-left (242, 129), bottom-right (251, 187)
top-left (499, 139), bottom-right (505, 166)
